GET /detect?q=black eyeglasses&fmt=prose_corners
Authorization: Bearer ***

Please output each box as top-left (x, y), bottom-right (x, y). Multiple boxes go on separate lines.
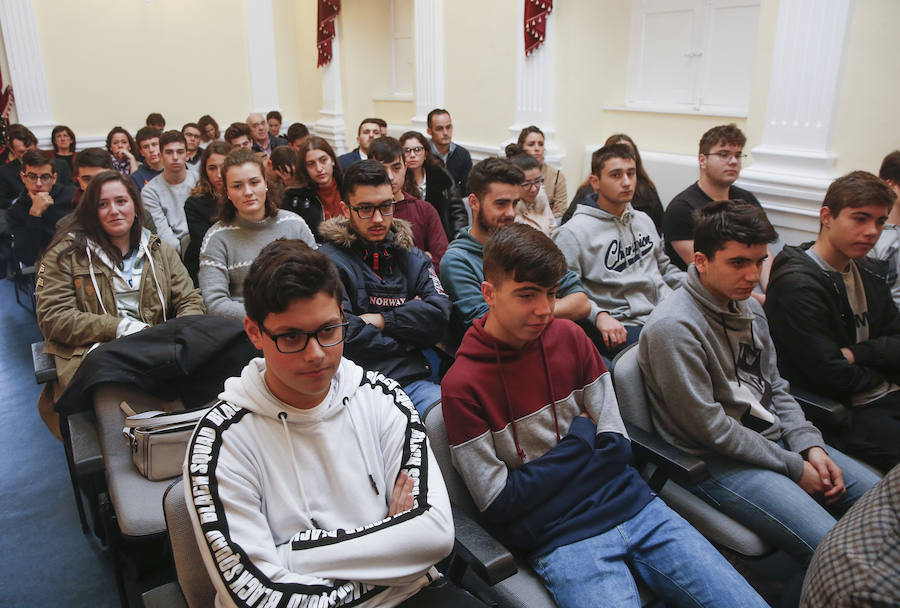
top-left (258, 321), bottom-right (349, 353)
top-left (348, 201), bottom-right (395, 219)
top-left (23, 172), bottom-right (55, 182)
top-left (403, 146), bottom-right (425, 155)
top-left (521, 177), bottom-right (545, 189)
top-left (705, 151), bottom-right (748, 162)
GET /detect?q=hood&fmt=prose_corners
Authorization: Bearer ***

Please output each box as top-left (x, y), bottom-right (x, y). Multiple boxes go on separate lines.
top-left (447, 227), bottom-right (483, 255)
top-left (457, 314), bottom-right (544, 363)
top-left (219, 357), bottom-right (365, 424)
top-left (317, 216), bottom-right (416, 251)
top-left (573, 196), bottom-right (638, 225)
top-left (683, 264), bottom-right (755, 329)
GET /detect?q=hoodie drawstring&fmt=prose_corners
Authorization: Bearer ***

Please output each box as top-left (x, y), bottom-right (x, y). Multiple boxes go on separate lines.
top-left (85, 247), bottom-right (110, 316)
top-left (141, 241), bottom-right (168, 322)
top-left (493, 334), bottom-right (561, 463)
top-left (278, 411), bottom-right (320, 529)
top-left (342, 396), bottom-right (380, 495)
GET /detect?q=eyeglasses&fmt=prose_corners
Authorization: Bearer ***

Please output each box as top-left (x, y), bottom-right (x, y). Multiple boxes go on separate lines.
top-left (259, 321), bottom-right (349, 354)
top-left (349, 201), bottom-right (395, 219)
top-left (520, 177), bottom-right (544, 189)
top-left (23, 172), bottom-right (55, 183)
top-left (403, 146), bottom-right (425, 155)
top-left (706, 151), bottom-right (748, 162)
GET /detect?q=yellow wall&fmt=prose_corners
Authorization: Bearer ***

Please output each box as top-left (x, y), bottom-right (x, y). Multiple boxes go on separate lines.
top-left (832, 0), bottom-right (900, 174)
top-left (293, 0), bottom-right (324, 125)
top-left (337, 0), bottom-right (393, 149)
top-left (273, 0), bottom-right (302, 125)
top-left (442, 0), bottom-right (517, 151)
top-left (32, 0), bottom-right (252, 138)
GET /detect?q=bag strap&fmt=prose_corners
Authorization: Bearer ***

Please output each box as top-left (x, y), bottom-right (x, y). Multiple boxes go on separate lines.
top-left (122, 402), bottom-right (212, 429)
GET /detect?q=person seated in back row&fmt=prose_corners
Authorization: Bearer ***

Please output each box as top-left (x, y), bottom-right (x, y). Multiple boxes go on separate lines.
top-left (442, 224), bottom-right (768, 608)
top-left (319, 160), bottom-right (450, 415)
top-left (554, 144), bottom-right (683, 361)
top-left (640, 199), bottom-right (880, 565)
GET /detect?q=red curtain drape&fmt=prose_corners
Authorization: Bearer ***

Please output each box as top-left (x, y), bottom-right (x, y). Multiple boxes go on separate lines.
top-left (525, 0), bottom-right (553, 56)
top-left (317, 0), bottom-right (341, 67)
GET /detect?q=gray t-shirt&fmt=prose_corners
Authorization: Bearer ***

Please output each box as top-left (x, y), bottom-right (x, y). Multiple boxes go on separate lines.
top-left (807, 248), bottom-right (898, 405)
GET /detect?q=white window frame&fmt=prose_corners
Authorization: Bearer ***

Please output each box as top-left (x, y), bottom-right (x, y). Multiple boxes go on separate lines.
top-left (388, 0), bottom-right (414, 100)
top-left (624, 0), bottom-right (761, 117)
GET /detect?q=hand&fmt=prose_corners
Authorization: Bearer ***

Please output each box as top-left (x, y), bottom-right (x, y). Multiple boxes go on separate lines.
top-left (840, 347), bottom-right (855, 364)
top-left (594, 312), bottom-right (627, 349)
top-left (388, 470), bottom-right (415, 516)
top-left (805, 446), bottom-right (846, 505)
top-left (359, 313), bottom-right (385, 330)
top-left (29, 192), bottom-right (55, 217)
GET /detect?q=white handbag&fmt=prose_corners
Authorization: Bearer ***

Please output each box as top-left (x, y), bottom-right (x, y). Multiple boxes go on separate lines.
top-left (121, 400), bottom-right (211, 481)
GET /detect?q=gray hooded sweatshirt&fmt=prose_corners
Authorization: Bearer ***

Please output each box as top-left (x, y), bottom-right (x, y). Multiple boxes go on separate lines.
top-left (553, 200), bottom-right (684, 324)
top-left (638, 265), bottom-right (824, 481)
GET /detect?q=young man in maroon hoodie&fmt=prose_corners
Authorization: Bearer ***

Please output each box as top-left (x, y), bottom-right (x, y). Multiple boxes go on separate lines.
top-left (440, 224), bottom-right (766, 608)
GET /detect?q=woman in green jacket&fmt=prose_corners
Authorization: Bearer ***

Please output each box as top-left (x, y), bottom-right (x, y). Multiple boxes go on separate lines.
top-left (35, 170), bottom-right (204, 437)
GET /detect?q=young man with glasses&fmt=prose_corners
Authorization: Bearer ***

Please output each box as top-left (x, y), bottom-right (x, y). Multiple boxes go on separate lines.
top-left (181, 122), bottom-right (205, 166)
top-left (184, 239), bottom-right (466, 608)
top-left (370, 136), bottom-right (448, 271)
top-left (553, 144), bottom-right (684, 361)
top-left (7, 149), bottom-right (76, 266)
top-left (664, 123), bottom-right (763, 272)
top-left (318, 160), bottom-right (451, 415)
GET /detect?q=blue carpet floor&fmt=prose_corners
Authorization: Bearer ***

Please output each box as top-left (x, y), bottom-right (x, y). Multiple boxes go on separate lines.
top-left (0, 278), bottom-right (120, 607)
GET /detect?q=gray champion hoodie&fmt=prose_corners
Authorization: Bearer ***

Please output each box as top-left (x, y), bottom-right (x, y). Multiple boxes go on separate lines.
top-left (553, 199), bottom-right (684, 325)
top-left (638, 265), bottom-right (824, 481)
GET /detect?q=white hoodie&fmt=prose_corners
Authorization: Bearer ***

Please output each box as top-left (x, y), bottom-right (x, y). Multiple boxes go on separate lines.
top-left (184, 357), bottom-right (454, 608)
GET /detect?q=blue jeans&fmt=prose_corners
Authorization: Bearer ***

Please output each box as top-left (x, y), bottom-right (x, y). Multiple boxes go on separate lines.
top-left (530, 497), bottom-right (767, 608)
top-left (691, 443), bottom-right (881, 563)
top-left (402, 379), bottom-right (442, 416)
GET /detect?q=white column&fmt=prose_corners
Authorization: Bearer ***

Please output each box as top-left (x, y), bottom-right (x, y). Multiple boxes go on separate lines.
top-left (313, 26), bottom-right (347, 155)
top-left (507, 0), bottom-right (561, 166)
top-left (245, 0), bottom-right (280, 113)
top-left (0, 0), bottom-right (54, 145)
top-left (739, 0), bottom-right (855, 244)
top-left (411, 0), bottom-right (444, 131)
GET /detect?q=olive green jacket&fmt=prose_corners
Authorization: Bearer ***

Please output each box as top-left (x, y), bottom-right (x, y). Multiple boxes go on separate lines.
top-left (35, 230), bottom-right (205, 386)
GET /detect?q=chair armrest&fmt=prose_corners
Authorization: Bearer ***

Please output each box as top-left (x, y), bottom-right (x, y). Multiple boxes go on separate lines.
top-left (789, 387), bottom-right (848, 426)
top-left (626, 421), bottom-right (708, 487)
top-left (142, 582), bottom-right (187, 608)
top-left (32, 341), bottom-right (57, 384)
top-left (450, 506), bottom-right (518, 586)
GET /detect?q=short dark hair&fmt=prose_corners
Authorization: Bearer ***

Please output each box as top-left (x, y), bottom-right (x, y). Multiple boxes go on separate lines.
top-left (287, 122), bottom-right (309, 143)
top-left (590, 143), bottom-right (636, 176)
top-left (426, 109), bottom-right (449, 129)
top-left (51, 125), bottom-right (76, 153)
top-left (269, 145), bottom-right (296, 174)
top-left (220, 148), bottom-right (278, 222)
top-left (146, 112), bottom-right (166, 128)
top-left (699, 123), bottom-right (747, 155)
top-left (243, 239), bottom-right (344, 324)
top-left (266, 110), bottom-right (282, 123)
top-left (505, 145), bottom-right (540, 172)
top-left (224, 122), bottom-right (251, 143)
top-left (341, 159), bottom-right (391, 201)
top-left (879, 151), bottom-right (900, 185)
top-left (7, 124), bottom-right (38, 147)
top-left (467, 157), bottom-right (525, 200)
top-left (693, 199), bottom-right (778, 260)
top-left (181, 122), bottom-right (201, 133)
top-left (823, 171), bottom-right (896, 219)
top-left (21, 149), bottom-right (55, 170)
top-left (159, 130), bottom-right (187, 149)
top-left (483, 224), bottom-right (568, 288)
top-left (74, 147), bottom-right (114, 171)
top-left (369, 136), bottom-right (403, 164)
top-left (135, 126), bottom-right (161, 147)
top-left (358, 118), bottom-right (383, 134)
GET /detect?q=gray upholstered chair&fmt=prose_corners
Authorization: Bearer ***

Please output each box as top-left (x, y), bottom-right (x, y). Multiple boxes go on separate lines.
top-left (610, 344), bottom-right (772, 558)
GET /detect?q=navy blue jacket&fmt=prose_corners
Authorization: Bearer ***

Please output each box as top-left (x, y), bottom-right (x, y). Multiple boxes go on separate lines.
top-left (7, 182), bottom-right (76, 265)
top-left (337, 148), bottom-right (363, 171)
top-left (318, 216), bottom-right (451, 384)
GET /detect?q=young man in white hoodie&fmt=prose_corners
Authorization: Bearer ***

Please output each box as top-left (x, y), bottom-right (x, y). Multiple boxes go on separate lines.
top-left (184, 239), bottom-right (466, 608)
top-left (553, 144), bottom-right (684, 360)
